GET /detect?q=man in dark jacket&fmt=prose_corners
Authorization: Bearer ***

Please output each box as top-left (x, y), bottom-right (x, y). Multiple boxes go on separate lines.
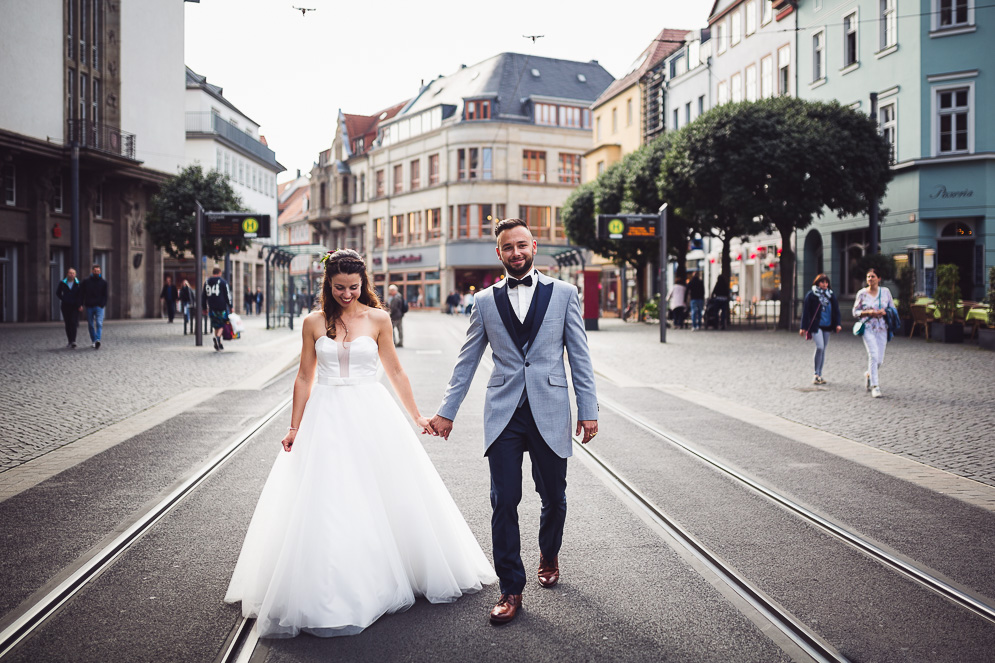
top-left (80, 264), bottom-right (109, 349)
top-left (202, 267), bottom-right (233, 351)
top-left (687, 272), bottom-right (706, 331)
top-left (179, 279), bottom-right (196, 335)
top-left (160, 276), bottom-right (178, 323)
top-left (56, 267), bottom-right (83, 348)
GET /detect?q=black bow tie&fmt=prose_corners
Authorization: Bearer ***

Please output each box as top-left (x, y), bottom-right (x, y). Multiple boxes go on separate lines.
top-left (507, 275), bottom-right (533, 289)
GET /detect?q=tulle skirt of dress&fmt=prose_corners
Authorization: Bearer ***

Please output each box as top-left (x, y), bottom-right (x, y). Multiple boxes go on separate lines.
top-left (224, 380), bottom-right (497, 638)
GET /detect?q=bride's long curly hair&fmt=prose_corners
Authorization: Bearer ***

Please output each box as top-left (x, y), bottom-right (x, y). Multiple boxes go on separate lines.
top-left (319, 249), bottom-right (382, 338)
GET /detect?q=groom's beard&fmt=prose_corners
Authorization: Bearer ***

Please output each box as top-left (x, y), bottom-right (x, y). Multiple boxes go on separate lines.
top-left (502, 253), bottom-right (535, 279)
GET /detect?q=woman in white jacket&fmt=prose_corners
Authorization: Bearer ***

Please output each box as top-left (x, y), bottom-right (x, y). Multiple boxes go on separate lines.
top-left (852, 267), bottom-right (894, 398)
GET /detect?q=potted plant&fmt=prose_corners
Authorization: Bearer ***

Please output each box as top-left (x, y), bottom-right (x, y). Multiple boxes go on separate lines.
top-left (930, 263), bottom-right (964, 343)
top-left (978, 266), bottom-right (995, 351)
top-left (641, 294), bottom-right (661, 324)
top-left (895, 263), bottom-right (914, 332)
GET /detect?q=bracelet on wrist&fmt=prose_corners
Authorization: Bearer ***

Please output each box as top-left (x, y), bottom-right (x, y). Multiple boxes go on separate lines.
top-left (288, 426), bottom-right (298, 431)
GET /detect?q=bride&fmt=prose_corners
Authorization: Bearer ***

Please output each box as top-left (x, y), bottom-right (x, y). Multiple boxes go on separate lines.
top-left (225, 249), bottom-right (496, 638)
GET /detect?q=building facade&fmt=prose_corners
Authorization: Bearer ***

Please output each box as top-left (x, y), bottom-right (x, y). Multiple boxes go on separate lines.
top-left (796, 0), bottom-right (994, 303)
top-left (309, 53), bottom-right (614, 306)
top-left (0, 0), bottom-right (185, 322)
top-left (182, 66), bottom-right (283, 316)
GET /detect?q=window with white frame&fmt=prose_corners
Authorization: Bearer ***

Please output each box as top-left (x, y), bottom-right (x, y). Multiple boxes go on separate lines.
top-left (731, 10), bottom-right (742, 46)
top-left (880, 0), bottom-right (897, 49)
top-left (731, 72), bottom-right (743, 102)
top-left (746, 0), bottom-right (757, 35)
top-left (936, 0), bottom-right (972, 29)
top-left (718, 80), bottom-right (729, 105)
top-left (813, 31), bottom-right (825, 81)
top-left (761, 55), bottom-right (773, 98)
top-left (53, 175), bottom-right (63, 213)
top-left (698, 95), bottom-right (705, 115)
top-left (843, 12), bottom-right (858, 67)
top-left (672, 108), bottom-right (680, 131)
top-left (716, 19), bottom-right (728, 53)
top-left (746, 64), bottom-right (758, 101)
top-left (935, 85), bottom-right (971, 154)
top-left (685, 102), bottom-right (691, 125)
top-left (3, 164), bottom-right (15, 206)
top-left (879, 102), bottom-right (897, 163)
top-left (778, 46), bottom-right (791, 95)
top-left (762, 0), bottom-right (772, 25)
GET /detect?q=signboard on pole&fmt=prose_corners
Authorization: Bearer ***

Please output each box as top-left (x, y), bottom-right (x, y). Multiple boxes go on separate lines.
top-left (597, 214), bottom-right (659, 241)
top-left (204, 213), bottom-right (271, 239)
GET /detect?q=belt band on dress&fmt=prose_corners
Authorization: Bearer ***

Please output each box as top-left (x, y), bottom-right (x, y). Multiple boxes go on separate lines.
top-left (315, 375), bottom-right (378, 386)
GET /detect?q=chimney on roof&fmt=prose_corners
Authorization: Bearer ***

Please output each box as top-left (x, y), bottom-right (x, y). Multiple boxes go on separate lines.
top-left (461, 64), bottom-right (466, 68)
top-left (297, 169), bottom-right (301, 178)
top-left (590, 59), bottom-right (599, 64)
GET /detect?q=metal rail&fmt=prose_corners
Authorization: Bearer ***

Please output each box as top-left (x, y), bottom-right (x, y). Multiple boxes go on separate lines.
top-left (597, 394), bottom-right (995, 626)
top-left (574, 440), bottom-right (850, 663)
top-left (0, 396), bottom-right (292, 659)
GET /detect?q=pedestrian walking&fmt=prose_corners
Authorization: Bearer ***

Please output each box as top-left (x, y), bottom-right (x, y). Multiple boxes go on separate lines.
top-left (179, 279), bottom-right (196, 335)
top-left (799, 273), bottom-right (842, 385)
top-left (446, 290), bottom-right (460, 315)
top-left (386, 284), bottom-right (407, 348)
top-left (428, 218), bottom-right (598, 625)
top-left (462, 288), bottom-right (475, 316)
top-left (202, 267), bottom-right (233, 351)
top-left (852, 267), bottom-right (894, 399)
top-left (55, 267), bottom-right (83, 348)
top-left (224, 249), bottom-right (495, 638)
top-left (667, 271), bottom-right (688, 329)
top-left (255, 287), bottom-right (264, 315)
top-left (688, 272), bottom-right (705, 331)
top-left (710, 274), bottom-right (731, 330)
top-left (159, 276), bottom-right (178, 323)
top-left (80, 264), bottom-right (108, 349)
top-left (244, 288), bottom-right (254, 316)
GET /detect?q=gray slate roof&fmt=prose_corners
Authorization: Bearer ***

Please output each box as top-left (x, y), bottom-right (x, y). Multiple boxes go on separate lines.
top-left (399, 53), bottom-right (614, 122)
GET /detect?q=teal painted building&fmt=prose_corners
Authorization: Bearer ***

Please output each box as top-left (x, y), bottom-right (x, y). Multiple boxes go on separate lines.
top-left (796, 0), bottom-right (992, 303)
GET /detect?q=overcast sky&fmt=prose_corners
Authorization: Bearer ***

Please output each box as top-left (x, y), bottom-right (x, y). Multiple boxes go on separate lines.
top-left (184, 0), bottom-right (712, 182)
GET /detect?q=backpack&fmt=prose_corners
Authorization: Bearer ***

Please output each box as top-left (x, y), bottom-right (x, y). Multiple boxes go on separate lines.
top-left (400, 297), bottom-right (409, 314)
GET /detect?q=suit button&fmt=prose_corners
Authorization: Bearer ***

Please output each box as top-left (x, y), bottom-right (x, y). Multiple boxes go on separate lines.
top-left (525, 362), bottom-right (530, 367)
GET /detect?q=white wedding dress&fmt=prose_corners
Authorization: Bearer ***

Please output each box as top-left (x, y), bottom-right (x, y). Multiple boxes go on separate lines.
top-left (225, 335), bottom-right (496, 638)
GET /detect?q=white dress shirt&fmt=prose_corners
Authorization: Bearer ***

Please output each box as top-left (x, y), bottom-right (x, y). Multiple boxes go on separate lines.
top-left (506, 269), bottom-right (539, 323)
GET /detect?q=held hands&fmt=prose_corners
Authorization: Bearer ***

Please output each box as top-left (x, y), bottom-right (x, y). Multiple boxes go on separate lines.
top-left (577, 420), bottom-right (598, 444)
top-left (414, 415), bottom-right (433, 436)
top-left (427, 415), bottom-right (454, 440)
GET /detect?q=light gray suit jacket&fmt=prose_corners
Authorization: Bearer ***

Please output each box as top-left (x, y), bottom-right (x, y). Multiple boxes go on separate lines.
top-left (437, 272), bottom-right (598, 459)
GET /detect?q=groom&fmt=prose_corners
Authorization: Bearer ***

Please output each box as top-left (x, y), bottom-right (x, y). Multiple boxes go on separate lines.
top-left (429, 218), bottom-right (599, 625)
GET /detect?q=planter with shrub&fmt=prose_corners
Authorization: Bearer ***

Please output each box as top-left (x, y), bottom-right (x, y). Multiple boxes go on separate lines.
top-left (930, 263), bottom-right (964, 343)
top-left (978, 266), bottom-right (995, 351)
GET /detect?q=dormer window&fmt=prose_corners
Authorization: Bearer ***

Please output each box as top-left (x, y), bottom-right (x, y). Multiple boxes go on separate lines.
top-left (465, 100), bottom-right (491, 120)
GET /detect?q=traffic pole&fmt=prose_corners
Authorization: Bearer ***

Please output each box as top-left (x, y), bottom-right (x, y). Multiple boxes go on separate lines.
top-left (194, 202), bottom-right (204, 347)
top-left (659, 203), bottom-right (669, 344)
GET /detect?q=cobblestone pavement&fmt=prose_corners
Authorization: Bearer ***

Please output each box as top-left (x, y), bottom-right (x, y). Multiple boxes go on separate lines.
top-left (0, 314), bottom-right (299, 472)
top-left (583, 318), bottom-right (995, 488)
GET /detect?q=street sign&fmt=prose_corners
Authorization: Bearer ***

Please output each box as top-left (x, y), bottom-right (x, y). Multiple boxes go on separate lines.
top-left (597, 214), bottom-right (659, 241)
top-left (204, 213), bottom-right (271, 239)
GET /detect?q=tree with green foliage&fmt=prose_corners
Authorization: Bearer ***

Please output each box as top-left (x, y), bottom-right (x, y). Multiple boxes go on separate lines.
top-left (561, 135), bottom-right (690, 312)
top-left (146, 165), bottom-right (248, 260)
top-left (660, 97), bottom-right (892, 329)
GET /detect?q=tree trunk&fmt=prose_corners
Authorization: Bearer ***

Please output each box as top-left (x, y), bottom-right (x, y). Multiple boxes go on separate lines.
top-left (720, 234), bottom-right (732, 284)
top-left (776, 223), bottom-right (794, 330)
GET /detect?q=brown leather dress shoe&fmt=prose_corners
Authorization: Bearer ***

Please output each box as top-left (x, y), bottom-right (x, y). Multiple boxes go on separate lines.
top-left (489, 594), bottom-right (523, 624)
top-left (537, 554), bottom-right (559, 588)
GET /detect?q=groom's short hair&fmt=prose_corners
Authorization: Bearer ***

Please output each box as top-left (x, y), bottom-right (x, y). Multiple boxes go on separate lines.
top-left (494, 218), bottom-right (528, 240)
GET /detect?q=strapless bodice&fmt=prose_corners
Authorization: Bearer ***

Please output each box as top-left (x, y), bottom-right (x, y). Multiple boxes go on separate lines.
top-left (315, 335), bottom-right (380, 384)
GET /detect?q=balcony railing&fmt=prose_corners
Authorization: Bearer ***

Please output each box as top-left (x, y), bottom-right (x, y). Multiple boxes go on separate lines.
top-left (67, 120), bottom-right (136, 160)
top-left (186, 112), bottom-right (278, 167)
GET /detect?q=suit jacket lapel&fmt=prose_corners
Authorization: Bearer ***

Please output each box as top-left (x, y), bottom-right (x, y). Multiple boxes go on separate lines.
top-left (525, 278), bottom-right (554, 352)
top-left (493, 284), bottom-right (523, 356)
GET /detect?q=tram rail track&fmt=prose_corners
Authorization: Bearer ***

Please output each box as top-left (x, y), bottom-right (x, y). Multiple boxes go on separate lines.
top-left (0, 396), bottom-right (293, 660)
top-left (593, 392), bottom-right (995, 627)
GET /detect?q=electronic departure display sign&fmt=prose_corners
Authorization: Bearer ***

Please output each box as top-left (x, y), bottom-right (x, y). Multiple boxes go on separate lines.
top-left (597, 214), bottom-right (659, 241)
top-left (205, 213), bottom-right (271, 239)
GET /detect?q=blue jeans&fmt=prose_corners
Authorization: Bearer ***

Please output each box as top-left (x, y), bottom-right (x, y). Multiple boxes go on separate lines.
top-left (690, 299), bottom-right (704, 329)
top-left (812, 328), bottom-right (829, 376)
top-left (86, 306), bottom-right (104, 343)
